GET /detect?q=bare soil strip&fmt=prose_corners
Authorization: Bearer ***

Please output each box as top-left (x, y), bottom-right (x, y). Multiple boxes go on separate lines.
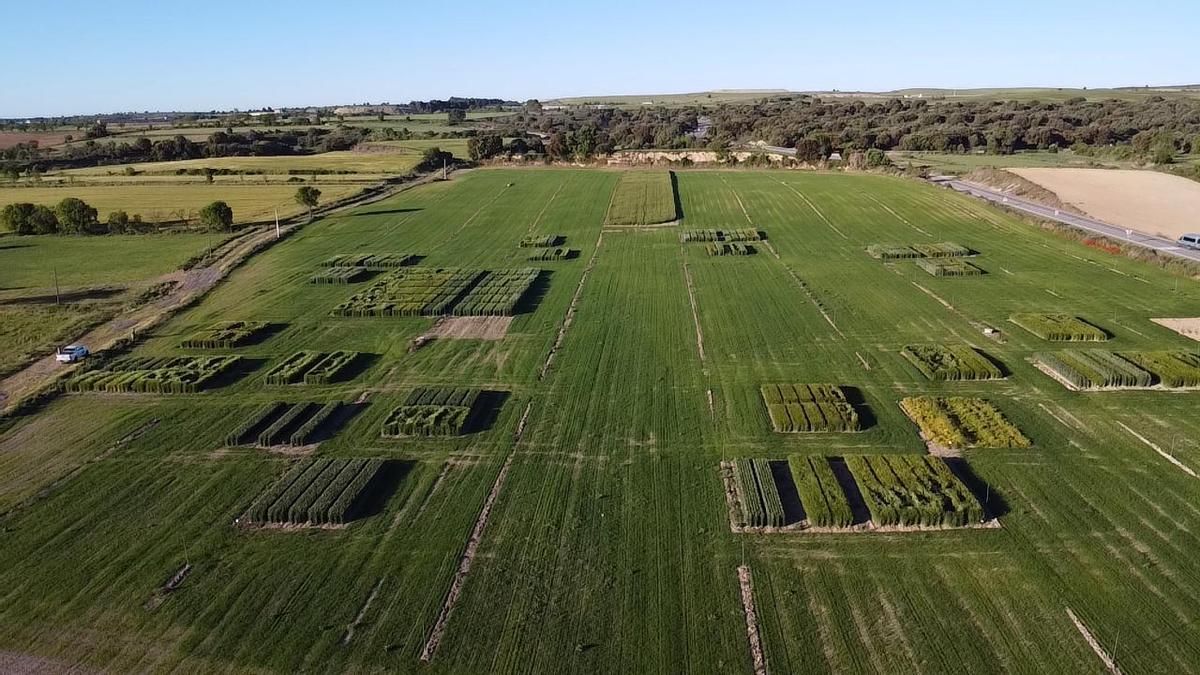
top-left (540, 231), bottom-right (604, 380)
top-left (412, 461), bottom-right (450, 521)
top-left (1066, 607), bottom-right (1123, 675)
top-left (855, 351), bottom-right (871, 370)
top-left (1037, 402), bottom-right (1083, 433)
top-left (514, 401), bottom-right (533, 441)
top-left (761, 240), bottom-right (781, 259)
top-left (342, 578), bottom-right (384, 645)
top-left (737, 565), bottom-right (769, 675)
top-left (772, 178), bottom-right (849, 239)
top-left (863, 193), bottom-right (931, 236)
top-left (707, 389), bottom-right (715, 417)
top-left (420, 451), bottom-right (516, 663)
top-left (422, 316), bottom-right (513, 341)
top-left (681, 259), bottom-right (707, 363)
top-left (1117, 422), bottom-right (1198, 478)
top-left (1152, 318), bottom-right (1200, 342)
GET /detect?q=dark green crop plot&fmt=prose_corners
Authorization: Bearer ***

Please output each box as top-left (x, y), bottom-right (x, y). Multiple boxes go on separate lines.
top-left (902, 344), bottom-right (1004, 380)
top-left (180, 321), bottom-right (272, 349)
top-left (244, 457), bottom-right (384, 526)
top-left (846, 454), bottom-right (984, 527)
top-left (64, 355), bottom-right (242, 393)
top-left (1010, 313), bottom-right (1109, 341)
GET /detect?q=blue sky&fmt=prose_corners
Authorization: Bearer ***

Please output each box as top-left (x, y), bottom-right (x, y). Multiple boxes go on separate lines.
top-left (2, 0), bottom-right (1197, 117)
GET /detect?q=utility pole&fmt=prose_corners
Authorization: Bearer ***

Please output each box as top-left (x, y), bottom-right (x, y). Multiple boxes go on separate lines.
top-left (53, 267), bottom-right (60, 306)
top-left (442, 158), bottom-right (447, 180)
top-left (274, 208), bottom-right (280, 239)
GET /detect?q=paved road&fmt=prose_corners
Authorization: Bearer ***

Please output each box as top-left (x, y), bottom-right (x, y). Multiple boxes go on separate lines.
top-left (936, 177), bottom-right (1200, 264)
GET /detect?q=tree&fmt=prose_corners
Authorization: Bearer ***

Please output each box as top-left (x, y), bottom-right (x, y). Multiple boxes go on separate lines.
top-left (107, 210), bottom-right (131, 234)
top-left (0, 203), bottom-right (36, 234)
top-left (54, 198), bottom-right (98, 234)
top-left (447, 109), bottom-right (467, 125)
top-left (29, 205), bottom-right (59, 234)
top-left (416, 147), bottom-right (453, 172)
top-left (199, 201), bottom-right (234, 231)
top-left (294, 186), bottom-right (321, 220)
top-left (468, 134), bottom-right (504, 161)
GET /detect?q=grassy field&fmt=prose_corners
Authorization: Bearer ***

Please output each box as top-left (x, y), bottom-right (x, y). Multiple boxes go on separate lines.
top-left (58, 151), bottom-right (423, 176)
top-left (0, 183), bottom-right (363, 224)
top-left (1, 168), bottom-right (1199, 673)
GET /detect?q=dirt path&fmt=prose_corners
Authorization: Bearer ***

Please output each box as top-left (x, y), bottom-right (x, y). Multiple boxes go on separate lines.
top-left (737, 565), bottom-right (769, 675)
top-left (1066, 607), bottom-right (1122, 675)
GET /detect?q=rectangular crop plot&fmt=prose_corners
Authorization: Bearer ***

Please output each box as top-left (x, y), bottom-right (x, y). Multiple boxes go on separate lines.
top-left (788, 455), bottom-right (854, 527)
top-left (527, 247), bottom-right (577, 262)
top-left (225, 401), bottom-right (343, 447)
top-left (761, 384), bottom-right (860, 432)
top-left (731, 458), bottom-right (785, 528)
top-left (65, 355), bottom-right (242, 394)
top-left (381, 387), bottom-right (487, 437)
top-left (310, 266), bottom-right (369, 285)
top-left (846, 454), bottom-right (984, 527)
top-left (913, 242), bottom-right (973, 258)
top-left (902, 344), bottom-right (1003, 381)
top-left (682, 228), bottom-right (762, 243)
top-left (320, 253), bottom-right (416, 269)
top-left (704, 243), bottom-right (754, 256)
top-left (180, 321), bottom-right (271, 349)
top-left (519, 234), bottom-right (563, 248)
top-left (605, 171), bottom-right (678, 226)
top-left (900, 396), bottom-right (1030, 449)
top-left (1010, 314), bottom-right (1108, 341)
top-left (244, 457), bottom-right (385, 526)
top-left (332, 267), bottom-right (537, 317)
top-left (917, 258), bottom-right (984, 277)
top-left (263, 351), bottom-right (361, 385)
top-left (866, 244), bottom-right (923, 260)
top-left (867, 242), bottom-right (971, 259)
top-left (1037, 350), bottom-right (1200, 389)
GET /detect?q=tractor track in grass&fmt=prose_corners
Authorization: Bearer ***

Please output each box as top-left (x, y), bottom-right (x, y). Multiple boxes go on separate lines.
top-left (770, 177), bottom-right (849, 239)
top-left (1117, 422), bottom-right (1198, 478)
top-left (680, 254), bottom-right (707, 364)
top-left (540, 230), bottom-right (604, 380)
top-left (1066, 608), bottom-right (1122, 674)
top-left (862, 192), bottom-right (932, 237)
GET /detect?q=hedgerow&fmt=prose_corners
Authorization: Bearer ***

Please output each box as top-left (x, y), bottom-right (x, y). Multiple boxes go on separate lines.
top-left (65, 355), bottom-right (242, 394)
top-left (902, 344), bottom-right (1003, 381)
top-left (180, 321), bottom-right (271, 349)
top-left (761, 384), bottom-right (860, 432)
top-left (787, 455), bottom-right (853, 527)
top-left (1010, 314), bottom-right (1108, 341)
top-left (846, 454), bottom-right (983, 527)
top-left (900, 396), bottom-right (1030, 449)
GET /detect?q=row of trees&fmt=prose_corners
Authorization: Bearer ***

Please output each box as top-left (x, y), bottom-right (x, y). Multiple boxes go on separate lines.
top-left (0, 188), bottom-right (322, 236)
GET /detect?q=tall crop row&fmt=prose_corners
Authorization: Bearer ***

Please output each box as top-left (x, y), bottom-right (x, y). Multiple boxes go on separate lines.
top-left (787, 455), bottom-right (853, 527)
top-left (519, 234), bottom-right (563, 248)
top-left (320, 253), bottom-right (415, 269)
top-left (310, 266), bottom-right (369, 285)
top-left (451, 268), bottom-right (539, 316)
top-left (257, 403), bottom-right (314, 446)
top-left (917, 258), bottom-right (983, 277)
top-left (901, 396), bottom-right (1029, 449)
top-left (65, 355), bottom-right (242, 394)
top-left (331, 267), bottom-right (485, 317)
top-left (247, 458), bottom-right (385, 526)
top-left (1120, 351), bottom-right (1200, 388)
top-left (180, 321), bottom-right (270, 349)
top-left (902, 344), bottom-right (1003, 381)
top-left (289, 402), bottom-right (340, 445)
top-left (846, 455), bottom-right (983, 527)
top-left (704, 243), bottom-right (754, 256)
top-left (762, 384), bottom-right (859, 432)
top-left (264, 351), bottom-right (326, 385)
top-left (1036, 350), bottom-right (1153, 389)
top-left (681, 228), bottom-right (762, 243)
top-left (528, 247), bottom-right (577, 262)
top-left (1010, 313), bottom-right (1108, 341)
top-left (226, 401), bottom-right (288, 446)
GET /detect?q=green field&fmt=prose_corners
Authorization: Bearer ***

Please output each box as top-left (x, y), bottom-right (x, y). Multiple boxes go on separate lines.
top-left (2, 168), bottom-right (1200, 673)
top-left (58, 150), bottom-right (423, 176)
top-left (603, 170), bottom-right (678, 225)
top-left (0, 183), bottom-right (363, 224)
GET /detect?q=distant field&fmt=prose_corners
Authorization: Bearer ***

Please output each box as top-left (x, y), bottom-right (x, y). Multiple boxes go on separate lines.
top-left (0, 183), bottom-right (362, 224)
top-left (60, 151), bottom-right (422, 176)
top-left (0, 233), bottom-right (212, 290)
top-left (889, 150), bottom-right (1129, 174)
top-left (1011, 168), bottom-right (1200, 238)
top-left (0, 132), bottom-right (72, 149)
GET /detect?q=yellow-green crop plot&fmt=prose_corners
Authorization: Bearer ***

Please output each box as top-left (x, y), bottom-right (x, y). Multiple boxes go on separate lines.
top-left (0, 183), bottom-right (362, 224)
top-left (604, 171), bottom-right (678, 226)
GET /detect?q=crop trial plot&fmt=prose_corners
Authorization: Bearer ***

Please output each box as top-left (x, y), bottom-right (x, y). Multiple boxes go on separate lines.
top-left (243, 457), bottom-right (385, 526)
top-left (902, 344), bottom-right (1004, 381)
top-left (310, 266), bottom-right (370, 285)
top-left (917, 258), bottom-right (984, 277)
top-left (729, 458), bottom-right (786, 528)
top-left (787, 455), bottom-right (854, 528)
top-left (1037, 349), bottom-right (1200, 389)
top-left (319, 253), bottom-right (417, 269)
top-left (519, 234), bottom-right (564, 248)
top-left (605, 171), bottom-right (678, 226)
top-left (65, 355), bottom-right (242, 393)
top-left (1010, 313), bottom-right (1108, 341)
top-left (331, 267), bottom-right (538, 317)
top-left (681, 228), bottom-right (762, 242)
top-left (900, 396), bottom-right (1031, 450)
top-left (225, 401), bottom-right (346, 447)
top-left (263, 350), bottom-right (361, 385)
top-left (846, 454), bottom-right (985, 527)
top-left (381, 387), bottom-right (492, 437)
top-left (760, 384), bottom-right (861, 432)
top-left (527, 247), bottom-right (578, 262)
top-left (867, 241), bottom-right (971, 259)
top-left (180, 321), bottom-right (273, 349)
top-left (704, 242), bottom-right (754, 256)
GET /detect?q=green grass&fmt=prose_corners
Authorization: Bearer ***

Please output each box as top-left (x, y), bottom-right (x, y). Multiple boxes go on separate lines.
top-left (0, 233), bottom-right (211, 289)
top-left (2, 168), bottom-right (1200, 673)
top-left (603, 170), bottom-right (678, 225)
top-left (58, 151), bottom-right (422, 176)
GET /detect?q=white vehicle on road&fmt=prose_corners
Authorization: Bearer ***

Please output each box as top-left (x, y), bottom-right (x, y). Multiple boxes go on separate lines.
top-left (55, 345), bottom-right (89, 363)
top-left (1179, 234), bottom-right (1200, 250)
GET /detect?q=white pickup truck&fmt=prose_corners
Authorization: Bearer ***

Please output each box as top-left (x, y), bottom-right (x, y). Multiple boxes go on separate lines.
top-left (1179, 234), bottom-right (1200, 251)
top-left (55, 345), bottom-right (89, 363)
